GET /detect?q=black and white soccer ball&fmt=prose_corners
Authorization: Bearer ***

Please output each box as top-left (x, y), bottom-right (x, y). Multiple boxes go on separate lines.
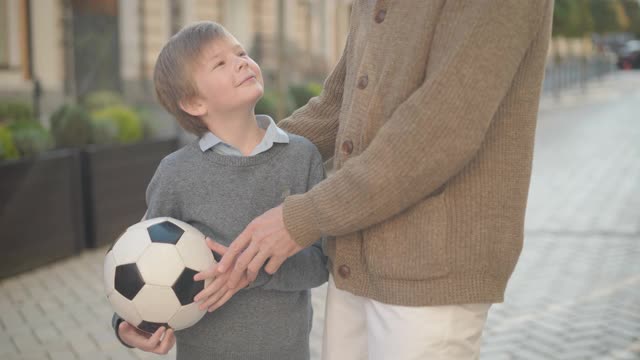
top-left (104, 217), bottom-right (215, 333)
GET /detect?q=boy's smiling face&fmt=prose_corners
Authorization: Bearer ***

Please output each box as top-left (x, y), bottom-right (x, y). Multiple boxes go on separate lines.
top-left (187, 34), bottom-right (264, 117)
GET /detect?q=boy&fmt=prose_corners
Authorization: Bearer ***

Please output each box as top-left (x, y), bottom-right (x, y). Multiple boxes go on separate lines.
top-left (110, 21), bottom-right (328, 359)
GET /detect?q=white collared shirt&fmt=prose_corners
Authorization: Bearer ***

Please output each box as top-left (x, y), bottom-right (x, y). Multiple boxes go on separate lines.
top-left (198, 115), bottom-right (290, 156)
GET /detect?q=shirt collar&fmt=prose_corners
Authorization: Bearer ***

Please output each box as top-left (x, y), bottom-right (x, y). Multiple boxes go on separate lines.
top-left (198, 115), bottom-right (289, 153)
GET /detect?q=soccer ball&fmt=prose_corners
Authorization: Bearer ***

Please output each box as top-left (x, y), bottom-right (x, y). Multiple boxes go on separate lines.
top-left (103, 217), bottom-right (215, 333)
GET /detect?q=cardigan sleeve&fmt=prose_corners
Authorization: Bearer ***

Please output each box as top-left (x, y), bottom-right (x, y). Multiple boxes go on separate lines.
top-left (282, 0), bottom-right (551, 247)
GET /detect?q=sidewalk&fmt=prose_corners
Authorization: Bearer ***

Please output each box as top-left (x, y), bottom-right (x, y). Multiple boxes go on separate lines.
top-left (482, 71), bottom-right (640, 359)
top-left (1, 71), bottom-right (639, 360)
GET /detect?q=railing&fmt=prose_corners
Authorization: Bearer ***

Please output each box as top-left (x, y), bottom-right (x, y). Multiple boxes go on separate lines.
top-left (542, 54), bottom-right (618, 95)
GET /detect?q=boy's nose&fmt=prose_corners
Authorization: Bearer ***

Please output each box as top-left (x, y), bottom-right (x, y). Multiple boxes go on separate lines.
top-left (235, 58), bottom-right (248, 72)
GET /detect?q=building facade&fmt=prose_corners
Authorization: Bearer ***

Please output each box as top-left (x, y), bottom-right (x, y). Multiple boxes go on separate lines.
top-left (0, 0), bottom-right (352, 120)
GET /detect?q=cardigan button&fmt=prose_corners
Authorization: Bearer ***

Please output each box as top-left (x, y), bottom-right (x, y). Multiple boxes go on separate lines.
top-left (357, 74), bottom-right (368, 89)
top-left (338, 265), bottom-right (351, 279)
top-left (341, 140), bottom-right (354, 155)
top-left (375, 9), bottom-right (387, 24)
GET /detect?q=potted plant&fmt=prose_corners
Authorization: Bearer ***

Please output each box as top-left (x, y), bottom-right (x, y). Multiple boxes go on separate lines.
top-left (83, 101), bottom-right (177, 248)
top-left (50, 92), bottom-right (178, 248)
top-left (0, 102), bottom-right (85, 279)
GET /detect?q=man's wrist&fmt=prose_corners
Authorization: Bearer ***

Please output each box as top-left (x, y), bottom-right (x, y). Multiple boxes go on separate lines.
top-left (283, 194), bottom-right (322, 248)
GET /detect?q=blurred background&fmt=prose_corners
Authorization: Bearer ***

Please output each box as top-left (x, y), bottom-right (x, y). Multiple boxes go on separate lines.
top-left (0, 0), bottom-right (639, 359)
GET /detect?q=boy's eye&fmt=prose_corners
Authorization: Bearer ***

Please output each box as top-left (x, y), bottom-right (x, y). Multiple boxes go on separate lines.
top-left (213, 61), bottom-right (224, 69)
top-left (238, 52), bottom-right (247, 57)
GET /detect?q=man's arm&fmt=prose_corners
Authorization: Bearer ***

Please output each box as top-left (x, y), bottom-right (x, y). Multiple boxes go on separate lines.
top-left (283, 0), bottom-right (552, 247)
top-left (217, 0), bottom-right (552, 282)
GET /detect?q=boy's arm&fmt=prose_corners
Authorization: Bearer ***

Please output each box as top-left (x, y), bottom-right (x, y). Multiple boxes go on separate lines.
top-left (283, 0), bottom-right (553, 248)
top-left (277, 31), bottom-right (350, 161)
top-left (261, 240), bottom-right (328, 292)
top-left (245, 150), bottom-right (329, 292)
top-left (112, 313), bottom-right (134, 348)
top-left (111, 160), bottom-right (178, 347)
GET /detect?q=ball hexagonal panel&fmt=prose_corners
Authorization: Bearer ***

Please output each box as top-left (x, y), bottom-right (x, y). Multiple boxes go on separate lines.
top-left (111, 228), bottom-right (151, 265)
top-left (175, 231), bottom-right (215, 272)
top-left (114, 263), bottom-right (144, 300)
top-left (137, 243), bottom-right (185, 286)
top-left (133, 285), bottom-right (181, 323)
top-left (169, 302), bottom-right (207, 331)
top-left (108, 291), bottom-right (143, 327)
top-left (103, 251), bottom-right (117, 297)
top-left (147, 221), bottom-right (184, 245)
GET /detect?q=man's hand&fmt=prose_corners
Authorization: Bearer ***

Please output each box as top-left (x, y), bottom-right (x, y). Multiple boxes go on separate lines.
top-left (193, 238), bottom-right (250, 312)
top-left (118, 322), bottom-right (175, 354)
top-left (217, 205), bottom-right (303, 288)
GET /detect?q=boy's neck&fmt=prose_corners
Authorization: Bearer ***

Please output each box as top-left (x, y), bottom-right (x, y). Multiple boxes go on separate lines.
top-left (202, 109), bottom-right (265, 156)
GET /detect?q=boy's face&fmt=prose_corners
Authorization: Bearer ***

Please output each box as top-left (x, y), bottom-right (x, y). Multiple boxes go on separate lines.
top-left (189, 35), bottom-right (264, 117)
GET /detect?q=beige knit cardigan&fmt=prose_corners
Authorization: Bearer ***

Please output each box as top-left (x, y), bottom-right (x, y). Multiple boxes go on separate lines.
top-left (279, 0), bottom-right (553, 306)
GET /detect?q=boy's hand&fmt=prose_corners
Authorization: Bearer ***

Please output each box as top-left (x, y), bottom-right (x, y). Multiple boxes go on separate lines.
top-left (118, 321), bottom-right (175, 354)
top-left (217, 205), bottom-right (303, 288)
top-left (193, 238), bottom-right (251, 312)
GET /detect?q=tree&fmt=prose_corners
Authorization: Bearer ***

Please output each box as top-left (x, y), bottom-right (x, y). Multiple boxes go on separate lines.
top-left (590, 0), bottom-right (628, 34)
top-left (621, 0), bottom-right (640, 37)
top-left (553, 0), bottom-right (593, 37)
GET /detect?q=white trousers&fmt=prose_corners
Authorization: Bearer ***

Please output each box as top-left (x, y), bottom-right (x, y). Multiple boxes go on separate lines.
top-left (322, 276), bottom-right (491, 360)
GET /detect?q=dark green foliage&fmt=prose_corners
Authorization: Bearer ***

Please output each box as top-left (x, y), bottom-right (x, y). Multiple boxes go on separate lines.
top-left (8, 121), bottom-right (53, 157)
top-left (50, 104), bottom-right (93, 148)
top-left (0, 126), bottom-right (19, 160)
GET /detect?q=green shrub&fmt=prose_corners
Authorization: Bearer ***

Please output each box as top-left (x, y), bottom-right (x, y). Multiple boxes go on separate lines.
top-left (9, 121), bottom-right (53, 157)
top-left (50, 104), bottom-right (93, 148)
top-left (90, 116), bottom-right (119, 145)
top-left (83, 91), bottom-right (125, 113)
top-left (306, 82), bottom-right (323, 96)
top-left (134, 106), bottom-right (155, 140)
top-left (92, 105), bottom-right (143, 144)
top-left (0, 101), bottom-right (34, 124)
top-left (0, 126), bottom-right (19, 160)
top-left (255, 90), bottom-right (279, 119)
top-left (289, 82), bottom-right (322, 109)
top-left (255, 90), bottom-right (296, 120)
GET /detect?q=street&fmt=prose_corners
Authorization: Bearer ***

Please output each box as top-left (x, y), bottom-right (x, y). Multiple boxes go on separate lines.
top-left (0, 71), bottom-right (639, 360)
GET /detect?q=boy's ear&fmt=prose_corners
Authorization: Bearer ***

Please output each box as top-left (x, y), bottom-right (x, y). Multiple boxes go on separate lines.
top-left (179, 97), bottom-right (207, 117)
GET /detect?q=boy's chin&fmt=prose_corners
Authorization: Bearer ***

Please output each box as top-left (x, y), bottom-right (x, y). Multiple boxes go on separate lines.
top-left (249, 91), bottom-right (265, 106)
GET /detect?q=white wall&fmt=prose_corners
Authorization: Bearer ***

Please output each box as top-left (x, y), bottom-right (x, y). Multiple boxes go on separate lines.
top-left (119, 0), bottom-right (141, 82)
top-left (30, 0), bottom-right (64, 91)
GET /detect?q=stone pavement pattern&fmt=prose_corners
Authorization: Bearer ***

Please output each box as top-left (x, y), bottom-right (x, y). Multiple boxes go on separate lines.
top-left (481, 72), bottom-right (640, 360)
top-left (1, 72), bottom-right (639, 359)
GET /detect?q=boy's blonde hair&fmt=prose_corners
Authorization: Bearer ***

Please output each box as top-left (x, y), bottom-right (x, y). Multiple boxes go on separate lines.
top-left (154, 21), bottom-right (229, 136)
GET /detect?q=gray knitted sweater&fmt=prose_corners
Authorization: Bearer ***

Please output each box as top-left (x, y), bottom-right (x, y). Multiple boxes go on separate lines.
top-left (113, 134), bottom-right (328, 359)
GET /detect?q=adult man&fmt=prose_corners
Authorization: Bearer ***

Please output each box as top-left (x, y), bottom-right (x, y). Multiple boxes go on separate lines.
top-left (213, 1), bottom-right (554, 358)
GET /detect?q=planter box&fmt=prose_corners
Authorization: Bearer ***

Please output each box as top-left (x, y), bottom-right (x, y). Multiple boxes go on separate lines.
top-left (0, 150), bottom-right (85, 279)
top-left (83, 138), bottom-right (178, 248)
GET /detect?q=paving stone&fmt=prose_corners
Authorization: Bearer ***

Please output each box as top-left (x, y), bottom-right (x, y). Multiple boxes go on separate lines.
top-left (48, 349), bottom-right (78, 360)
top-left (11, 329), bottom-right (43, 354)
top-left (33, 324), bottom-right (60, 344)
top-left (18, 353), bottom-right (50, 360)
top-left (0, 337), bottom-right (18, 358)
top-left (107, 346), bottom-right (142, 360)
